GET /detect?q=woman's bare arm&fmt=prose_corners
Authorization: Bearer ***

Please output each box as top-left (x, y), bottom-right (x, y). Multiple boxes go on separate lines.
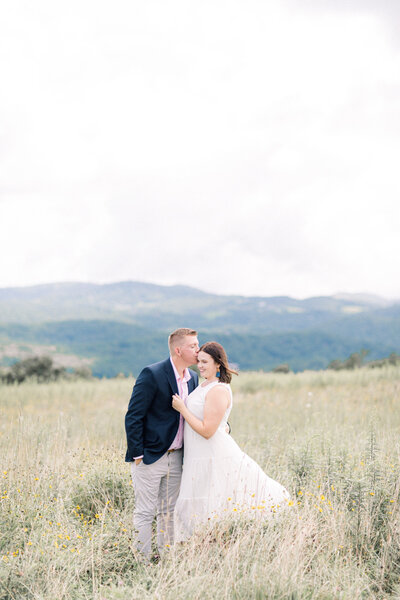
top-left (172, 385), bottom-right (230, 439)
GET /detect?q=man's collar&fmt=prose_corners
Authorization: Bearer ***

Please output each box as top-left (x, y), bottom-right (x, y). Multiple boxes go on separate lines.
top-left (170, 356), bottom-right (191, 383)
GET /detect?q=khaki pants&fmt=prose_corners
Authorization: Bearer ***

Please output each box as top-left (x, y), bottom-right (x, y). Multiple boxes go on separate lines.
top-left (131, 450), bottom-right (182, 558)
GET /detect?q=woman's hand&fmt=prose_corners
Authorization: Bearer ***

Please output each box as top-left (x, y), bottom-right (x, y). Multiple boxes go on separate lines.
top-left (172, 394), bottom-right (185, 413)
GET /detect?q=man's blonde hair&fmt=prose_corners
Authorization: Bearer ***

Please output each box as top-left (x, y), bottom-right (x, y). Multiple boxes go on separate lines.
top-left (168, 328), bottom-right (198, 353)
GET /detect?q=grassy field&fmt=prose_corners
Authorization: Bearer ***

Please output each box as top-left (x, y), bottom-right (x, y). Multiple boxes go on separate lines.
top-left (1, 367), bottom-right (400, 599)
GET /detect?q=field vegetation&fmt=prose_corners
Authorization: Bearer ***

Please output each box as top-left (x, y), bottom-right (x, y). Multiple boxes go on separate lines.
top-left (1, 367), bottom-right (400, 599)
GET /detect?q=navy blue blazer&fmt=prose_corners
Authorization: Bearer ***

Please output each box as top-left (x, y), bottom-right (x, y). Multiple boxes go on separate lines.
top-left (125, 358), bottom-right (199, 464)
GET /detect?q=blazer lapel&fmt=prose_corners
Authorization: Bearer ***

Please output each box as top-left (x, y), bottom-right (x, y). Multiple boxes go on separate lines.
top-left (164, 358), bottom-right (179, 395)
top-left (188, 371), bottom-right (197, 393)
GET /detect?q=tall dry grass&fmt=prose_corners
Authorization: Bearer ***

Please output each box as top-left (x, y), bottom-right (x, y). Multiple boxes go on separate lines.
top-left (1, 367), bottom-right (400, 599)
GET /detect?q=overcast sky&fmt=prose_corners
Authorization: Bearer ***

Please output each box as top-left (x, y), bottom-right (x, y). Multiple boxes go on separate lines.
top-left (1, 0), bottom-right (399, 299)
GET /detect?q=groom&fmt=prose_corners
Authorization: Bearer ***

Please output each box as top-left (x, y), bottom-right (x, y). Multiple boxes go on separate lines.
top-left (125, 328), bottom-right (199, 559)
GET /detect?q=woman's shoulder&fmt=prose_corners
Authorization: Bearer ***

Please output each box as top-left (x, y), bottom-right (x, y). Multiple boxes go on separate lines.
top-left (216, 381), bottom-right (231, 389)
top-left (205, 382), bottom-right (231, 396)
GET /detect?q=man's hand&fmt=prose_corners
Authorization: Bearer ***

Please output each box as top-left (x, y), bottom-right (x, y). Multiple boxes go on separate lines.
top-left (135, 458), bottom-right (142, 465)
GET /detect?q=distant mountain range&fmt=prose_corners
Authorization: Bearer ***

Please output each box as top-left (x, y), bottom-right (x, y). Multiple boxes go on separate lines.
top-left (0, 282), bottom-right (399, 376)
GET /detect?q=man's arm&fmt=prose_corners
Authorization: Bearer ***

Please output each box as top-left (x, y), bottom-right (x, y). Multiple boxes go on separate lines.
top-left (125, 367), bottom-right (157, 461)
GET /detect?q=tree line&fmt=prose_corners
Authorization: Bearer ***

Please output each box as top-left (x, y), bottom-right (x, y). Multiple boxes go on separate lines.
top-left (327, 351), bottom-right (400, 371)
top-left (0, 356), bottom-right (93, 384)
top-left (1, 350), bottom-right (399, 384)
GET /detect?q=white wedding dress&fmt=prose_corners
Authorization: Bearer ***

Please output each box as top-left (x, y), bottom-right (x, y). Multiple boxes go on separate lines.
top-left (174, 381), bottom-right (290, 542)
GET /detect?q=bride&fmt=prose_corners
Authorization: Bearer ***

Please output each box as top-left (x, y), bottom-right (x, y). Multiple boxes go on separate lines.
top-left (172, 341), bottom-right (290, 542)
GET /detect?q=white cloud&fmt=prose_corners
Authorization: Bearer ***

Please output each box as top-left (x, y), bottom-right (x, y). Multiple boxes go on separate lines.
top-left (0, 0), bottom-right (399, 299)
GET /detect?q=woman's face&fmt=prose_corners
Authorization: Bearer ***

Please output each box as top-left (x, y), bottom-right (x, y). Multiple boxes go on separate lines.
top-left (197, 350), bottom-right (219, 379)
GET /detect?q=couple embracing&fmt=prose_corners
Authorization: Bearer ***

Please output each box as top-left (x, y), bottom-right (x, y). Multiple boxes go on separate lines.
top-left (125, 328), bottom-right (289, 559)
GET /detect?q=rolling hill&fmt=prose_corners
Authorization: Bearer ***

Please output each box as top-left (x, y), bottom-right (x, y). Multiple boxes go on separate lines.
top-left (0, 282), bottom-right (399, 376)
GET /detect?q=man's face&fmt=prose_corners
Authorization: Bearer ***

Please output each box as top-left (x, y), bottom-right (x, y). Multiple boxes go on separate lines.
top-left (177, 335), bottom-right (199, 366)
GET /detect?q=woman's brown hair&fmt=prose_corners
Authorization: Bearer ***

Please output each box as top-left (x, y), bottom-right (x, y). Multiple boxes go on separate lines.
top-left (200, 341), bottom-right (238, 384)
